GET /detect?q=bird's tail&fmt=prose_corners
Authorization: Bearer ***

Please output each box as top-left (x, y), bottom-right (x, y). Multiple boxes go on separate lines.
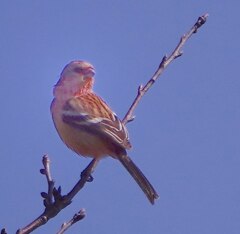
top-left (118, 154), bottom-right (159, 204)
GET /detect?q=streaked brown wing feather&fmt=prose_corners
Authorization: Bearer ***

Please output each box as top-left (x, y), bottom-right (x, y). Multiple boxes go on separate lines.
top-left (62, 94), bottom-right (131, 149)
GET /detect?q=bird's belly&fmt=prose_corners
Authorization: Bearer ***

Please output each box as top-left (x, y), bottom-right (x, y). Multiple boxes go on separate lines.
top-left (55, 120), bottom-right (113, 158)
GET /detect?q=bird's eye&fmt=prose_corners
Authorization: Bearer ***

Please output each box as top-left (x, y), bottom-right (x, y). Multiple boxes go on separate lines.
top-left (73, 66), bottom-right (95, 76)
top-left (74, 67), bottom-right (83, 73)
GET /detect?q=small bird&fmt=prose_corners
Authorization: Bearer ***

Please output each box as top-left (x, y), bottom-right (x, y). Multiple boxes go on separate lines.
top-left (51, 61), bottom-right (159, 204)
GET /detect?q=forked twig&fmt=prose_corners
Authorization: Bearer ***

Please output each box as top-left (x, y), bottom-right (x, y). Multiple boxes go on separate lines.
top-left (16, 156), bottom-right (98, 234)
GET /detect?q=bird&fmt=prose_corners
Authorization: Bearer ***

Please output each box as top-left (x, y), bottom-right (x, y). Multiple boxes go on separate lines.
top-left (51, 60), bottom-right (159, 204)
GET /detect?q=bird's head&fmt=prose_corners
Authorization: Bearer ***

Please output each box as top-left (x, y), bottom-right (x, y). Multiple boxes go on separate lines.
top-left (61, 60), bottom-right (95, 79)
top-left (54, 60), bottom-right (96, 98)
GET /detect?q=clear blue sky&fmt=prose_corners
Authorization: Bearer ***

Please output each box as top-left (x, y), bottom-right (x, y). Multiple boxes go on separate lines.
top-left (1, 1), bottom-right (239, 234)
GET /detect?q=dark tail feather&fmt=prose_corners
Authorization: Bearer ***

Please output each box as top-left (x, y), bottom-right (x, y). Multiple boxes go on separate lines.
top-left (118, 154), bottom-right (159, 204)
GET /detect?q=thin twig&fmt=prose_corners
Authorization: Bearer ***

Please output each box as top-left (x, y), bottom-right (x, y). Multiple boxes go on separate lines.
top-left (56, 209), bottom-right (86, 234)
top-left (16, 157), bottom-right (98, 234)
top-left (40, 155), bottom-right (55, 206)
top-left (122, 13), bottom-right (209, 124)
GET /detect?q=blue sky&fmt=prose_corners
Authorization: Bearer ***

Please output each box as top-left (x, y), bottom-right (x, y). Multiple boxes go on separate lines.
top-left (1, 1), bottom-right (239, 233)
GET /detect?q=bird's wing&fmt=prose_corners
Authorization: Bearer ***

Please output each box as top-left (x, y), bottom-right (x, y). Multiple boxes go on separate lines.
top-left (62, 94), bottom-right (131, 149)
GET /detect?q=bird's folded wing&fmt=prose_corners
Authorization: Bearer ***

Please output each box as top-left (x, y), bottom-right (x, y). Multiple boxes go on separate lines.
top-left (62, 95), bottom-right (131, 149)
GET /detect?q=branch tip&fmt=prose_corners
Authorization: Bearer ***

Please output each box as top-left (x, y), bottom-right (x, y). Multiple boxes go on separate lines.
top-left (194, 13), bottom-right (209, 33)
top-left (42, 154), bottom-right (50, 164)
top-left (57, 209), bottom-right (86, 234)
top-left (73, 209), bottom-right (86, 222)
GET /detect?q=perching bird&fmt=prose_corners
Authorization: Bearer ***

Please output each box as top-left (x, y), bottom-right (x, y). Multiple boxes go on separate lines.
top-left (51, 61), bottom-right (158, 204)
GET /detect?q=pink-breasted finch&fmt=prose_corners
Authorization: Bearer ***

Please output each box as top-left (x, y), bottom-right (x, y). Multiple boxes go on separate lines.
top-left (51, 61), bottom-right (159, 204)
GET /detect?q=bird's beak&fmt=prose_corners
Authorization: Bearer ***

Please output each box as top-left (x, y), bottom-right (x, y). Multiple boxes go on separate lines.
top-left (85, 66), bottom-right (95, 77)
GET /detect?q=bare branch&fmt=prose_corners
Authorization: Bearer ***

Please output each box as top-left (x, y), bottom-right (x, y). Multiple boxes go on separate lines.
top-left (56, 209), bottom-right (86, 234)
top-left (16, 156), bottom-right (98, 234)
top-left (122, 13), bottom-right (209, 124)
